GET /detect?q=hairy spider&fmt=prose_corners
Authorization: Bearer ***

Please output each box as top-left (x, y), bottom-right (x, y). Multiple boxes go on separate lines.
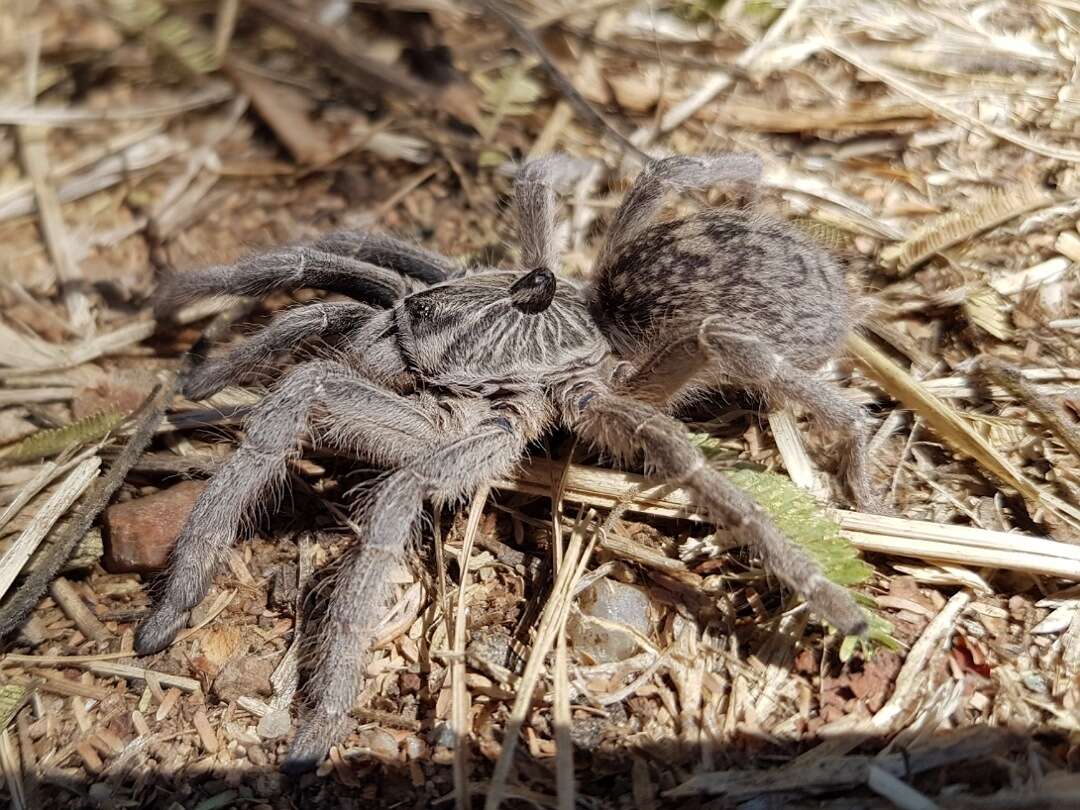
top-left (135, 153), bottom-right (878, 773)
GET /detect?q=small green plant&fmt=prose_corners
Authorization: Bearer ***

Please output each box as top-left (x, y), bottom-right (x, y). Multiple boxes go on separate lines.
top-left (0, 408), bottom-right (126, 464)
top-left (691, 434), bottom-right (898, 653)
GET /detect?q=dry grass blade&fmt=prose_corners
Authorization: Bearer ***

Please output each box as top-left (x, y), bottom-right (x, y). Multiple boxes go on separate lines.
top-left (453, 487), bottom-right (489, 810)
top-left (886, 184), bottom-right (1055, 272)
top-left (501, 459), bottom-right (1080, 580)
top-left (87, 661), bottom-right (201, 693)
top-left (0, 83), bottom-right (233, 126)
top-left (17, 126), bottom-right (95, 335)
top-left (553, 629), bottom-right (573, 810)
top-left (827, 42), bottom-right (1080, 163)
top-left (484, 511), bottom-right (596, 810)
top-left (768, 407), bottom-right (826, 497)
top-left (0, 318), bottom-right (155, 372)
top-left (0, 456), bottom-right (100, 601)
top-left (990, 256), bottom-right (1072, 297)
top-left (0, 728), bottom-right (24, 810)
top-left (0, 452), bottom-right (93, 536)
top-left (846, 333), bottom-right (1080, 529)
top-left (718, 100), bottom-right (932, 133)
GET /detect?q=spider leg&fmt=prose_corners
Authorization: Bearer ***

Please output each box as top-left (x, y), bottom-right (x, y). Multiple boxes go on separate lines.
top-left (514, 154), bottom-right (592, 270)
top-left (134, 360), bottom-right (482, 656)
top-left (594, 153), bottom-right (764, 272)
top-left (565, 382), bottom-right (867, 637)
top-left (183, 301), bottom-right (377, 400)
top-left (155, 247), bottom-right (413, 317)
top-left (310, 230), bottom-right (463, 284)
top-left (623, 320), bottom-right (882, 513)
top-left (283, 395), bottom-right (540, 773)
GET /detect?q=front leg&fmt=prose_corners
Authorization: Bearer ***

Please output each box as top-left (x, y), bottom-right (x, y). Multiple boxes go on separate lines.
top-left (135, 361), bottom-right (479, 655)
top-left (155, 247), bottom-right (422, 318)
top-left (183, 301), bottom-right (377, 399)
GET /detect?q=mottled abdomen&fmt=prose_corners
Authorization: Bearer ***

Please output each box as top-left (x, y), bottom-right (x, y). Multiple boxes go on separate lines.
top-left (589, 209), bottom-right (852, 370)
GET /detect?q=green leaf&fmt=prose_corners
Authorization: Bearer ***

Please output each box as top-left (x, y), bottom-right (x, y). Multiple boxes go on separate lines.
top-left (723, 467), bottom-right (873, 587)
top-left (0, 683), bottom-right (30, 730)
top-left (688, 447), bottom-right (899, 653)
top-left (0, 408), bottom-right (126, 464)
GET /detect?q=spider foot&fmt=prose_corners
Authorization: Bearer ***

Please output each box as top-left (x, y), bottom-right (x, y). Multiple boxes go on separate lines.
top-left (133, 603), bottom-right (190, 655)
top-left (806, 576), bottom-right (868, 638)
top-left (281, 711), bottom-right (348, 775)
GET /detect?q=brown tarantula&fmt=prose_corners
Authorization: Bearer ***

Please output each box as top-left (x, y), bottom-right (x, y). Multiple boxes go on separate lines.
top-left (135, 153), bottom-right (877, 772)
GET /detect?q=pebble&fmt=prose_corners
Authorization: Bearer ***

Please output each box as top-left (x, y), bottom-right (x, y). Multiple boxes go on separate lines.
top-left (101, 481), bottom-right (206, 574)
top-left (213, 655), bottom-right (276, 702)
top-left (257, 709), bottom-right (292, 740)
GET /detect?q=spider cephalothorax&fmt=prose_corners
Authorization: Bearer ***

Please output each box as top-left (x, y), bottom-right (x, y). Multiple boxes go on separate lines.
top-left (135, 153), bottom-right (877, 773)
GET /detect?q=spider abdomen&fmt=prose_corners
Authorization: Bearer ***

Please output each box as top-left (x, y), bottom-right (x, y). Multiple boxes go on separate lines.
top-left (590, 209), bottom-right (852, 370)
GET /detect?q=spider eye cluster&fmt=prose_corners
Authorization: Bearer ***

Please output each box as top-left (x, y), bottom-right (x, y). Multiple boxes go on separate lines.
top-left (510, 267), bottom-right (556, 313)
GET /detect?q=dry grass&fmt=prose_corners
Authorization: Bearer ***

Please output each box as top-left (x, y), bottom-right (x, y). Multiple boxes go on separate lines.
top-left (0, 1), bottom-right (1079, 808)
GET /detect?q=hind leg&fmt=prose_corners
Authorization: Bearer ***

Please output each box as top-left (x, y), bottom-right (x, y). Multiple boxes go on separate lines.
top-left (182, 301), bottom-right (378, 399)
top-left (624, 319), bottom-right (882, 513)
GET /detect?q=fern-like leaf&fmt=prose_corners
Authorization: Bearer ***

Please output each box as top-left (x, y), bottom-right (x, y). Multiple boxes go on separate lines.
top-left (723, 467), bottom-right (897, 652)
top-left (725, 467), bottom-right (873, 587)
top-left (0, 408), bottom-right (126, 464)
top-left (689, 437), bottom-right (897, 652)
top-left (885, 184), bottom-right (1053, 272)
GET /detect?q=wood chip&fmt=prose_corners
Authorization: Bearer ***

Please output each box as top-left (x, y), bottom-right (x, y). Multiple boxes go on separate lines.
top-left (193, 708), bottom-right (219, 754)
top-left (48, 577), bottom-right (110, 643)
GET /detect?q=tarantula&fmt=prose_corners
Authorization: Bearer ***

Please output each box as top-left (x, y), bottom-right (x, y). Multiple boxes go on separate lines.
top-left (135, 153), bottom-right (877, 772)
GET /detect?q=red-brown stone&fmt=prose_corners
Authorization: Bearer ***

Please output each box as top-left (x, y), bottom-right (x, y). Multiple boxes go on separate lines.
top-left (102, 481), bottom-right (206, 574)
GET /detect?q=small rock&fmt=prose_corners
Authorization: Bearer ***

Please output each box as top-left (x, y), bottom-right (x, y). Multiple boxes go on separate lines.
top-left (568, 578), bottom-right (654, 663)
top-left (609, 69), bottom-right (661, 113)
top-left (102, 481), bottom-right (207, 574)
top-left (257, 709), bottom-right (291, 740)
top-left (245, 742), bottom-right (269, 767)
top-left (213, 655), bottom-right (276, 702)
top-left (400, 672), bottom-right (422, 695)
top-left (358, 727), bottom-right (399, 762)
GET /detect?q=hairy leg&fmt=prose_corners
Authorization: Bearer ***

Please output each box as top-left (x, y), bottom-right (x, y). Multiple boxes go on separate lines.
top-left (595, 153), bottom-right (764, 271)
top-left (565, 383), bottom-right (867, 637)
top-left (134, 361), bottom-right (485, 655)
top-left (183, 301), bottom-right (378, 400)
top-left (514, 154), bottom-right (592, 270)
top-left (155, 246), bottom-right (422, 316)
top-left (623, 320), bottom-right (881, 512)
top-left (311, 231), bottom-right (462, 284)
top-left (284, 396), bottom-right (541, 772)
